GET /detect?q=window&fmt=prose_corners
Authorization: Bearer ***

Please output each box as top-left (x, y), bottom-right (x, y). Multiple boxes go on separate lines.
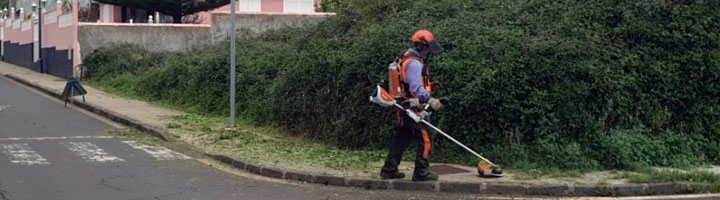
top-left (240, 0), bottom-right (261, 12)
top-left (284, 0), bottom-right (314, 13)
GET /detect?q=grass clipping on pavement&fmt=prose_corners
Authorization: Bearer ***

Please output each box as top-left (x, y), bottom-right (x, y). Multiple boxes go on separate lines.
top-left (613, 166), bottom-right (720, 192)
top-left (84, 80), bottom-right (407, 179)
top-left (163, 114), bottom-right (389, 178)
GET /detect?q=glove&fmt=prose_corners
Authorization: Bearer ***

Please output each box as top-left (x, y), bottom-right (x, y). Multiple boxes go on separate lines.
top-left (428, 98), bottom-right (444, 111)
top-left (420, 110), bottom-right (431, 120)
top-left (405, 109), bottom-right (421, 123)
top-left (406, 110), bottom-right (431, 123)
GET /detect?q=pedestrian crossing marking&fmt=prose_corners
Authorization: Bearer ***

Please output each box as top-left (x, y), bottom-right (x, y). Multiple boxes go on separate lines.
top-left (121, 141), bottom-right (191, 161)
top-left (62, 142), bottom-right (124, 163)
top-left (1, 143), bottom-right (49, 165)
top-left (0, 141), bottom-right (190, 166)
top-left (0, 104), bottom-right (9, 112)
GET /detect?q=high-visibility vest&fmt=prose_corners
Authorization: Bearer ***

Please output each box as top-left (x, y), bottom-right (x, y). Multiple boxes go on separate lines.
top-left (399, 50), bottom-right (432, 100)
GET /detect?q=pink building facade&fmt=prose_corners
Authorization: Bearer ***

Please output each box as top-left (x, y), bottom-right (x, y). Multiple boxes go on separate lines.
top-left (98, 0), bottom-right (323, 24)
top-left (2, 0), bottom-right (78, 78)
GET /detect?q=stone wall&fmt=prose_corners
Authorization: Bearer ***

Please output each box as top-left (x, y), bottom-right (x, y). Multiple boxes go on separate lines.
top-left (210, 12), bottom-right (333, 43)
top-left (78, 23), bottom-right (212, 60)
top-left (77, 12), bottom-right (333, 61)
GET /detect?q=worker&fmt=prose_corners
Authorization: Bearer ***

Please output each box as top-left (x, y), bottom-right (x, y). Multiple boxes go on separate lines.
top-left (380, 30), bottom-right (445, 182)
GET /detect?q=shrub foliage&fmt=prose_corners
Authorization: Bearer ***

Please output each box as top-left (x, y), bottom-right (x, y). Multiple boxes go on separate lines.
top-left (84, 0), bottom-right (720, 170)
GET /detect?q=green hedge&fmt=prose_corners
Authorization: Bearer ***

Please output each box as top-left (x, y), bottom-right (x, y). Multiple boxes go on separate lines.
top-left (84, 0), bottom-right (720, 170)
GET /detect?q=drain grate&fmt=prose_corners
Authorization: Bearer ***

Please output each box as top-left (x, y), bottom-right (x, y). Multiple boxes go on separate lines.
top-left (430, 165), bottom-right (471, 175)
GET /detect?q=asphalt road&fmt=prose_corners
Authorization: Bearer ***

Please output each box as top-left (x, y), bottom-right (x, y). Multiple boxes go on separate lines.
top-left (0, 76), bottom-right (501, 200)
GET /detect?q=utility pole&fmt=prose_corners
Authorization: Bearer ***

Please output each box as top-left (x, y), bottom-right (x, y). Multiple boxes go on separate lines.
top-left (37, 0), bottom-right (43, 74)
top-left (229, 0), bottom-right (236, 128)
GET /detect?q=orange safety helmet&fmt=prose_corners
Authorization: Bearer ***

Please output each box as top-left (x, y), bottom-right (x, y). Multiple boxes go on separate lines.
top-left (411, 30), bottom-right (443, 53)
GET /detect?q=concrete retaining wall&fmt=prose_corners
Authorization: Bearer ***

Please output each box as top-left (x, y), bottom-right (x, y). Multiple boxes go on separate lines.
top-left (77, 23), bottom-right (212, 60)
top-left (210, 12), bottom-right (333, 43)
top-left (76, 12), bottom-right (333, 63)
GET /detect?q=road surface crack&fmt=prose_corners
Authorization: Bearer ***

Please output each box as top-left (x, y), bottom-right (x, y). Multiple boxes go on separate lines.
top-left (97, 175), bottom-right (128, 192)
top-left (0, 181), bottom-right (10, 200)
top-left (0, 190), bottom-right (7, 200)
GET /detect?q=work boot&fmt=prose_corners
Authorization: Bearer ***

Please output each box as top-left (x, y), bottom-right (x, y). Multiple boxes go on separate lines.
top-left (412, 172), bottom-right (439, 182)
top-left (380, 171), bottom-right (406, 180)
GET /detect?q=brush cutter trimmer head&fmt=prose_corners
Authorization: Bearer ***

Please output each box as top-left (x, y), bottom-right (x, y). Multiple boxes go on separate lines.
top-left (478, 160), bottom-right (503, 177)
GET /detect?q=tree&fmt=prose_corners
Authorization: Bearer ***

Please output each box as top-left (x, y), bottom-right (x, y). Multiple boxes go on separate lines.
top-left (94, 0), bottom-right (230, 23)
top-left (316, 0), bottom-right (343, 12)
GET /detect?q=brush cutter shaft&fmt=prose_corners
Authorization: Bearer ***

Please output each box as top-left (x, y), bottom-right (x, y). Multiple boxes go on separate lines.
top-left (419, 120), bottom-right (496, 166)
top-left (391, 103), bottom-right (497, 167)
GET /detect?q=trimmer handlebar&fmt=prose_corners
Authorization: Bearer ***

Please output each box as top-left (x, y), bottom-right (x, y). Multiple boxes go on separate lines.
top-left (440, 97), bottom-right (450, 105)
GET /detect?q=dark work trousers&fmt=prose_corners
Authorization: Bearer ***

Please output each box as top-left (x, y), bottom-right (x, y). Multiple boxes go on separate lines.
top-left (381, 110), bottom-right (434, 178)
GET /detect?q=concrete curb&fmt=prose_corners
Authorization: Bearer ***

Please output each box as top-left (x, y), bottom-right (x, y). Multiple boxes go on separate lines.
top-left (4, 72), bottom-right (712, 197)
top-left (204, 154), bottom-right (713, 196)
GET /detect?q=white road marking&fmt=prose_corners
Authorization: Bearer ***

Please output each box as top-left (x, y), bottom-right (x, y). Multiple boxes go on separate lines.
top-left (1, 143), bottom-right (50, 165)
top-left (62, 142), bottom-right (124, 163)
top-left (0, 104), bottom-right (9, 112)
top-left (0, 136), bottom-right (120, 141)
top-left (121, 141), bottom-right (190, 161)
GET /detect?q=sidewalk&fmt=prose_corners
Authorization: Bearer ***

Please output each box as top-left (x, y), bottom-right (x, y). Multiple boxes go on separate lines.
top-left (0, 61), bottom-right (708, 197)
top-left (0, 62), bottom-right (180, 140)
